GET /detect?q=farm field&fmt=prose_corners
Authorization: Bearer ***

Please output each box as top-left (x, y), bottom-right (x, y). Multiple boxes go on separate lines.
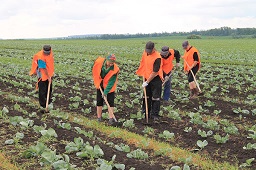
top-left (0, 37), bottom-right (255, 170)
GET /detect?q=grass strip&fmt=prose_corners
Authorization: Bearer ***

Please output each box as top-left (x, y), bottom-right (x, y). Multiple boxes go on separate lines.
top-left (0, 152), bottom-right (19, 170)
top-left (3, 91), bottom-right (238, 170)
top-left (66, 113), bottom-right (238, 170)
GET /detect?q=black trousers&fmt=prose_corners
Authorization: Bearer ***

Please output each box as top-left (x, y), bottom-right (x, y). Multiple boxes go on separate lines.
top-left (96, 88), bottom-right (115, 107)
top-left (142, 76), bottom-right (162, 117)
top-left (188, 64), bottom-right (199, 83)
top-left (38, 80), bottom-right (52, 108)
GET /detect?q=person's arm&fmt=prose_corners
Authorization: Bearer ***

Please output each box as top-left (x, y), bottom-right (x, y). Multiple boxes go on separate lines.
top-left (103, 74), bottom-right (117, 95)
top-left (146, 58), bottom-right (161, 83)
top-left (91, 61), bottom-right (95, 70)
top-left (92, 59), bottom-right (104, 89)
top-left (44, 55), bottom-right (54, 82)
top-left (191, 52), bottom-right (199, 68)
top-left (174, 50), bottom-right (181, 68)
top-left (136, 53), bottom-right (145, 76)
top-left (49, 54), bottom-right (54, 77)
top-left (29, 55), bottom-right (38, 76)
top-left (174, 50), bottom-right (180, 63)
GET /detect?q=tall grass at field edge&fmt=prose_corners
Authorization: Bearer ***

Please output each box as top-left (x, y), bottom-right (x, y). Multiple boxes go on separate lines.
top-left (0, 152), bottom-right (19, 170)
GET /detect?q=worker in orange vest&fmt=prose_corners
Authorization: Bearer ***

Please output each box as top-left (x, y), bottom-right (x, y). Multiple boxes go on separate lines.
top-left (92, 54), bottom-right (119, 125)
top-left (182, 41), bottom-right (201, 99)
top-left (136, 41), bottom-right (164, 120)
top-left (29, 45), bottom-right (54, 112)
top-left (160, 46), bottom-right (180, 101)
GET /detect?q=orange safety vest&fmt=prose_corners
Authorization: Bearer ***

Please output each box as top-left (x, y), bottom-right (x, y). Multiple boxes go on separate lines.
top-left (29, 50), bottom-right (54, 81)
top-left (136, 51), bottom-right (164, 81)
top-left (183, 46), bottom-right (201, 71)
top-left (162, 49), bottom-right (175, 74)
top-left (92, 57), bottom-right (119, 93)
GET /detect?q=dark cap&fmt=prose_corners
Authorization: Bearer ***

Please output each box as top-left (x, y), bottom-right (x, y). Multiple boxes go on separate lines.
top-left (160, 46), bottom-right (170, 56)
top-left (145, 41), bottom-right (154, 53)
top-left (182, 41), bottom-right (189, 49)
top-left (43, 45), bottom-right (51, 54)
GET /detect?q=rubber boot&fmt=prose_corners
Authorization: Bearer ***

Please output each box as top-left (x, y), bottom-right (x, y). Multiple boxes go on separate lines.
top-left (190, 89), bottom-right (198, 99)
top-left (189, 89), bottom-right (194, 99)
top-left (142, 97), bottom-right (152, 119)
top-left (152, 100), bottom-right (161, 120)
top-left (108, 118), bottom-right (116, 125)
top-left (194, 88), bottom-right (199, 96)
top-left (98, 117), bottom-right (103, 122)
top-left (38, 108), bottom-right (45, 114)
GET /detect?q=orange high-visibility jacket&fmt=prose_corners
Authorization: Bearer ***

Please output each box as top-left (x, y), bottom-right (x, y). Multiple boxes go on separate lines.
top-left (183, 47), bottom-right (201, 71)
top-left (136, 51), bottom-right (163, 81)
top-left (29, 50), bottom-right (54, 81)
top-left (92, 57), bottom-right (119, 93)
top-left (162, 49), bottom-right (175, 75)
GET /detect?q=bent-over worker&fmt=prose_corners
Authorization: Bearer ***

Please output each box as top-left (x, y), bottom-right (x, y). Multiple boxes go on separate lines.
top-left (160, 46), bottom-right (180, 101)
top-left (29, 45), bottom-right (54, 112)
top-left (136, 41), bottom-right (164, 120)
top-left (92, 54), bottom-right (119, 125)
top-left (182, 41), bottom-right (201, 99)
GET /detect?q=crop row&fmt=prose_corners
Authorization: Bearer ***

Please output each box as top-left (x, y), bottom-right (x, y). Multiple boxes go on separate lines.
top-left (0, 64), bottom-right (255, 168)
top-left (1, 81), bottom-right (255, 169)
top-left (1, 93), bottom-right (194, 170)
top-left (0, 39), bottom-right (255, 169)
top-left (0, 89), bottom-right (240, 170)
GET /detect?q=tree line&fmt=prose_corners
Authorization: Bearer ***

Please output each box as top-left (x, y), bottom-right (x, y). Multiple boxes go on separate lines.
top-left (66, 27), bottom-right (256, 40)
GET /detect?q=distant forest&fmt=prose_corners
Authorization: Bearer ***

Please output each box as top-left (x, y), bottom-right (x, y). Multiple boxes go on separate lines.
top-left (67, 27), bottom-right (256, 40)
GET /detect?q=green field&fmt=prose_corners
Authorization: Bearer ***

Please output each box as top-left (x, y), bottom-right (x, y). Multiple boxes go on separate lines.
top-left (0, 37), bottom-right (255, 170)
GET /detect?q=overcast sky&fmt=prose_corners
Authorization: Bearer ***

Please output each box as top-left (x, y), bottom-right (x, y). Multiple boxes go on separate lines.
top-left (0, 0), bottom-right (255, 39)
